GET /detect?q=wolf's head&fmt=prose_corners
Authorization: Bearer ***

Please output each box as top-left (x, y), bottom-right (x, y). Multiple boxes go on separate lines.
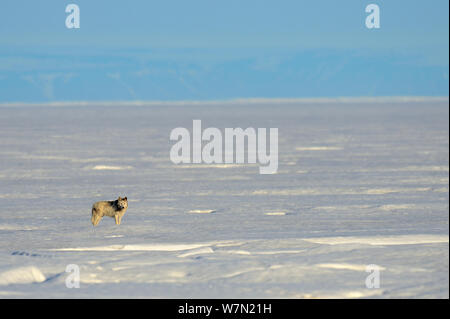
top-left (117, 196), bottom-right (128, 210)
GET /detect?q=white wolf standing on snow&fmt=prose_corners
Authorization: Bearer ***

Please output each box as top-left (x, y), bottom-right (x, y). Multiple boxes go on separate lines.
top-left (91, 196), bottom-right (128, 226)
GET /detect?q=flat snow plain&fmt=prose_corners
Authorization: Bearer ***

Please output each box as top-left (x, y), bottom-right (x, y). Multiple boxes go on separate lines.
top-left (0, 99), bottom-right (448, 298)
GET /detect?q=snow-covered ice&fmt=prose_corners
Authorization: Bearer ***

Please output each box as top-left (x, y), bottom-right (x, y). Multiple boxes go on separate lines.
top-left (0, 99), bottom-right (448, 298)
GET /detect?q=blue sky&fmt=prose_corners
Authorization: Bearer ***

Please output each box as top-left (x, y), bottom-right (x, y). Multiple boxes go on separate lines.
top-left (0, 0), bottom-right (448, 102)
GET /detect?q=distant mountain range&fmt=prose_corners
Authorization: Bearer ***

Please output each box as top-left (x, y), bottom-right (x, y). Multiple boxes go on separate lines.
top-left (0, 48), bottom-right (448, 102)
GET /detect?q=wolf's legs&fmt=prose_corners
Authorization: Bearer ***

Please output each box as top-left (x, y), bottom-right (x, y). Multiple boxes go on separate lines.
top-left (114, 215), bottom-right (120, 225)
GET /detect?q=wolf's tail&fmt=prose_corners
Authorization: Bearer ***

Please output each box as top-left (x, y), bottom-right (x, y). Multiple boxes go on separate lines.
top-left (91, 207), bottom-right (100, 226)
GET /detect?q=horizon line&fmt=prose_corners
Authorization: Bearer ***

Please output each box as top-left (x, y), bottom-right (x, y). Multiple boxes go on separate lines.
top-left (0, 96), bottom-right (448, 107)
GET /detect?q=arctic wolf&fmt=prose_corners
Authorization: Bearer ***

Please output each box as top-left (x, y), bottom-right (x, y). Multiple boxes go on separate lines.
top-left (91, 196), bottom-right (128, 226)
